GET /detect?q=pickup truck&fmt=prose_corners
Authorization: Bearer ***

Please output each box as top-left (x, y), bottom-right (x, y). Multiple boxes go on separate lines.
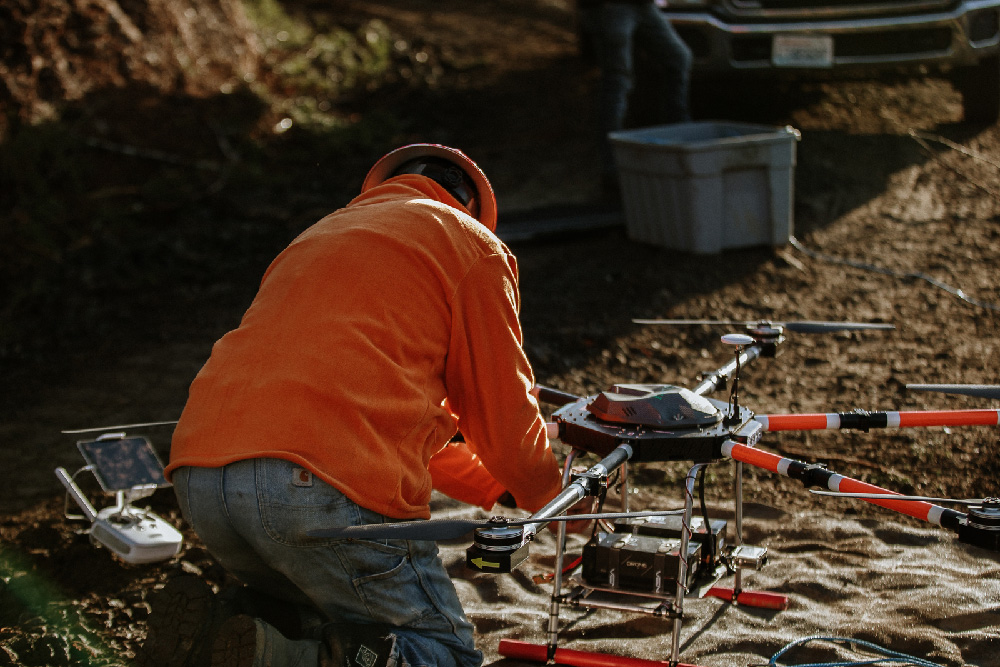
top-left (659, 0), bottom-right (1000, 123)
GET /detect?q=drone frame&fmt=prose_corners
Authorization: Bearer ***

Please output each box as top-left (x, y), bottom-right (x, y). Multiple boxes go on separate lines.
top-left (303, 323), bottom-right (996, 667)
top-left (491, 325), bottom-right (998, 667)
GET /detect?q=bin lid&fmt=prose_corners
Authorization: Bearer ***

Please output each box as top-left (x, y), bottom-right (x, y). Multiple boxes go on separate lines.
top-left (609, 121), bottom-right (799, 151)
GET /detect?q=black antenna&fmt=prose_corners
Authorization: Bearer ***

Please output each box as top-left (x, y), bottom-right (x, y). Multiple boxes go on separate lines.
top-left (721, 333), bottom-right (754, 424)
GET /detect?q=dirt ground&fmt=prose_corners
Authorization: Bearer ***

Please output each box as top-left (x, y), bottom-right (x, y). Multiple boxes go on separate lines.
top-left (2, 1), bottom-right (1000, 666)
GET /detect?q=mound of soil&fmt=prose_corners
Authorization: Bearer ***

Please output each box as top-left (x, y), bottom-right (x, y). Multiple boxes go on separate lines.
top-left (1, 1), bottom-right (998, 665)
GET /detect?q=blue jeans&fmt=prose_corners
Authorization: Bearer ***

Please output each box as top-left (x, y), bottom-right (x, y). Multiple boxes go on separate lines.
top-left (172, 458), bottom-right (483, 667)
top-left (582, 3), bottom-right (693, 171)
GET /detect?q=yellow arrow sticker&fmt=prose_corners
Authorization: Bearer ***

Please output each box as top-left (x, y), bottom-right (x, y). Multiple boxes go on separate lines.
top-left (471, 557), bottom-right (500, 569)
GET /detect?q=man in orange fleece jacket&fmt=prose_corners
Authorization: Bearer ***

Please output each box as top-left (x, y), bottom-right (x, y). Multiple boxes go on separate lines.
top-left (143, 144), bottom-right (565, 667)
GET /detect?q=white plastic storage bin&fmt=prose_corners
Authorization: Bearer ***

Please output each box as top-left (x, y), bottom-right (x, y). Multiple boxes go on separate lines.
top-left (608, 122), bottom-right (799, 254)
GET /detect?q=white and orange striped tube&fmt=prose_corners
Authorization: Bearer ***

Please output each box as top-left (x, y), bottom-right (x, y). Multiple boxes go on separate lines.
top-left (499, 639), bottom-right (705, 667)
top-left (755, 409), bottom-right (1000, 432)
top-left (720, 440), bottom-right (965, 530)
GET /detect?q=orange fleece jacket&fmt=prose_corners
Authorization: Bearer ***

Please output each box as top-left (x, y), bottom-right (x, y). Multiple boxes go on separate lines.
top-left (166, 175), bottom-right (563, 518)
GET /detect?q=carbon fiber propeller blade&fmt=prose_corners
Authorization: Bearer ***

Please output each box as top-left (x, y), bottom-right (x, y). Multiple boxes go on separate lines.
top-left (307, 509), bottom-right (685, 541)
top-left (906, 384), bottom-right (1000, 400)
top-left (310, 519), bottom-right (492, 541)
top-left (780, 321), bottom-right (894, 333)
top-left (632, 319), bottom-right (893, 334)
top-left (810, 490), bottom-right (990, 505)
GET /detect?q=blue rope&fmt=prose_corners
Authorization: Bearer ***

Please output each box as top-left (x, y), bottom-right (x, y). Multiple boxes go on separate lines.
top-left (768, 636), bottom-right (945, 667)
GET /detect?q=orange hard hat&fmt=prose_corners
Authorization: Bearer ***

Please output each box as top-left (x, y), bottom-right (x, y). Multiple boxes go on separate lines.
top-left (361, 144), bottom-right (498, 232)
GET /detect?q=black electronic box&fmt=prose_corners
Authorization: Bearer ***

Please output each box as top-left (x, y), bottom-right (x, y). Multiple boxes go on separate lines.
top-left (581, 532), bottom-right (702, 593)
top-left (611, 515), bottom-right (727, 566)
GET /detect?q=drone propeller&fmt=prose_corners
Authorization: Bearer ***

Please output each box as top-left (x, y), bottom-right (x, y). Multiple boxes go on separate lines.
top-left (906, 384), bottom-right (1000, 400)
top-left (307, 509), bottom-right (685, 542)
top-left (632, 319), bottom-right (894, 334)
top-left (810, 490), bottom-right (992, 506)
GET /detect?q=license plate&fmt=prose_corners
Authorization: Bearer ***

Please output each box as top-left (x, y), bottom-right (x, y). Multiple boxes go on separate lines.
top-left (772, 34), bottom-right (834, 68)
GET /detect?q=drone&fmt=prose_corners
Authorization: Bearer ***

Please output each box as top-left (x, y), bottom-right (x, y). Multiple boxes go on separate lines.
top-left (308, 318), bottom-right (999, 667)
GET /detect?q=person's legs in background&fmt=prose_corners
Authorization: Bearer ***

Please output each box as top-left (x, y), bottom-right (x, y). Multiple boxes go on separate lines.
top-left (585, 3), bottom-right (693, 194)
top-left (634, 3), bottom-right (692, 125)
top-left (590, 4), bottom-right (639, 190)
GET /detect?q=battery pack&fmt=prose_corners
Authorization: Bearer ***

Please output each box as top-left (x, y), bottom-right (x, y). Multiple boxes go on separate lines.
top-left (612, 515), bottom-right (726, 566)
top-left (582, 532), bottom-right (701, 593)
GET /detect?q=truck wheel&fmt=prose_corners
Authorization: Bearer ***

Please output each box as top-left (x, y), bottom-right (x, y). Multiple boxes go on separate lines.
top-left (954, 54), bottom-right (1000, 124)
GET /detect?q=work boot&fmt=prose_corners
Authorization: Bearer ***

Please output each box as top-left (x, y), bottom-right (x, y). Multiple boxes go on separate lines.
top-left (136, 575), bottom-right (224, 667)
top-left (138, 577), bottom-right (294, 667)
top-left (320, 622), bottom-right (400, 667)
top-left (217, 584), bottom-right (309, 640)
top-left (209, 615), bottom-right (258, 667)
top-left (210, 617), bottom-right (401, 667)
top-left (211, 615), bottom-right (321, 667)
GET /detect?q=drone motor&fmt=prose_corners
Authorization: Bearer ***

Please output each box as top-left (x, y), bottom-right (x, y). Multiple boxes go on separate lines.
top-left (467, 522), bottom-right (530, 573)
top-left (959, 499), bottom-right (1000, 551)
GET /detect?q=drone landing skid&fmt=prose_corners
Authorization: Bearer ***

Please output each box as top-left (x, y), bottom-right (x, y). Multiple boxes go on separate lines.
top-left (705, 586), bottom-right (788, 610)
top-left (499, 639), bottom-right (706, 667)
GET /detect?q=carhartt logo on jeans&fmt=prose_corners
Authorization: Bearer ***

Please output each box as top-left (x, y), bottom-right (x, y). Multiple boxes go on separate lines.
top-left (292, 467), bottom-right (313, 486)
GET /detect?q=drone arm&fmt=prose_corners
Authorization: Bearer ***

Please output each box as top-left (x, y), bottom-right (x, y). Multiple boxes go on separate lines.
top-left (691, 344), bottom-right (763, 396)
top-left (532, 385), bottom-right (582, 407)
top-left (520, 444), bottom-right (633, 539)
top-left (720, 441), bottom-right (965, 532)
top-left (536, 338), bottom-right (768, 403)
top-left (756, 409), bottom-right (1000, 432)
